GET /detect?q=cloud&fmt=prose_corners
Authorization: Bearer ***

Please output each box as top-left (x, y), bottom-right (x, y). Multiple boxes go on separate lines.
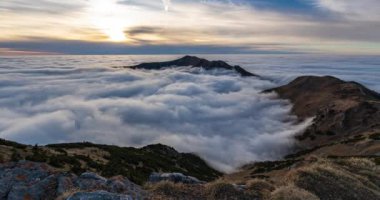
top-left (1, 55), bottom-right (379, 171)
top-left (0, 56), bottom-right (315, 172)
top-left (1, 0), bottom-right (380, 54)
top-left (162, 0), bottom-right (171, 11)
top-left (314, 0), bottom-right (380, 21)
top-left (0, 39), bottom-right (290, 55)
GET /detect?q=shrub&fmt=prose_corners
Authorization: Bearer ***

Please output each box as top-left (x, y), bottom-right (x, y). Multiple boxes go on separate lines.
top-left (11, 149), bottom-right (22, 162)
top-left (25, 146), bottom-right (47, 162)
top-left (369, 132), bottom-right (380, 140)
top-left (0, 139), bottom-right (27, 149)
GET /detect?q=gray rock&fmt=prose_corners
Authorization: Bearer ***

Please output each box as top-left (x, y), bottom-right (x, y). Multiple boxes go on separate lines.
top-left (57, 173), bottom-right (77, 196)
top-left (148, 172), bottom-right (204, 184)
top-left (7, 175), bottom-right (57, 200)
top-left (0, 161), bottom-right (147, 200)
top-left (75, 172), bottom-right (108, 190)
top-left (67, 191), bottom-right (133, 200)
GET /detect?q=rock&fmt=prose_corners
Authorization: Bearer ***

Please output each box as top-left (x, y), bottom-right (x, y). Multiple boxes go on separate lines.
top-left (125, 55), bottom-right (259, 77)
top-left (57, 173), bottom-right (77, 196)
top-left (232, 183), bottom-right (247, 191)
top-left (7, 174), bottom-right (57, 200)
top-left (67, 191), bottom-right (133, 200)
top-left (148, 172), bottom-right (205, 184)
top-left (0, 161), bottom-right (147, 200)
top-left (75, 172), bottom-right (108, 190)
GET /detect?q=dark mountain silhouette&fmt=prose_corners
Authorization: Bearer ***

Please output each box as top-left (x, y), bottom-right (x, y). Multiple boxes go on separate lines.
top-left (125, 55), bottom-right (259, 77)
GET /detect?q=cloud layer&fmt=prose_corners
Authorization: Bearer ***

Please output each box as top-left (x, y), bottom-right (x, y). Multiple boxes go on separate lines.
top-left (1, 55), bottom-right (379, 171)
top-left (0, 55), bottom-right (316, 172)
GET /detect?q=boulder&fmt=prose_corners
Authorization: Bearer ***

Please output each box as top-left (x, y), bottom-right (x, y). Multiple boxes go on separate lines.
top-left (0, 161), bottom-right (147, 200)
top-left (67, 191), bottom-right (133, 200)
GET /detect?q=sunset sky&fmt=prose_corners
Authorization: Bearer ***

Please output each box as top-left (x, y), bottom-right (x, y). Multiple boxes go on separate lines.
top-left (1, 0), bottom-right (380, 55)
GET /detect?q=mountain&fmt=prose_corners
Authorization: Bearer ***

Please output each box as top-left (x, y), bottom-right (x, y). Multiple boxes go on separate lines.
top-left (264, 76), bottom-right (380, 148)
top-left (1, 73), bottom-right (379, 199)
top-left (124, 55), bottom-right (259, 77)
top-left (214, 75), bottom-right (380, 200)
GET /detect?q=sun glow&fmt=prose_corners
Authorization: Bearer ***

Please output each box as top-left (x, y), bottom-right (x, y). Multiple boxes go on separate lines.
top-left (88, 0), bottom-right (127, 42)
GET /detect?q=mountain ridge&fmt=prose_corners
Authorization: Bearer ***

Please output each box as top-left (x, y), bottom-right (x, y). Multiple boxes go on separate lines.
top-left (123, 55), bottom-right (260, 77)
top-left (264, 75), bottom-right (380, 148)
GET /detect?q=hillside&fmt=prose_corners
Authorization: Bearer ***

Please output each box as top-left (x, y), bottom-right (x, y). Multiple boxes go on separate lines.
top-left (148, 75), bottom-right (380, 199)
top-left (0, 140), bottom-right (221, 185)
top-left (265, 75), bottom-right (380, 148)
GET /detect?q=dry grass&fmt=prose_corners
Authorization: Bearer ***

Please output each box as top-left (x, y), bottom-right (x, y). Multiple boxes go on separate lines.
top-left (286, 158), bottom-right (380, 200)
top-left (269, 185), bottom-right (319, 200)
top-left (246, 179), bottom-right (275, 199)
top-left (204, 181), bottom-right (257, 200)
top-left (146, 181), bottom-right (205, 200)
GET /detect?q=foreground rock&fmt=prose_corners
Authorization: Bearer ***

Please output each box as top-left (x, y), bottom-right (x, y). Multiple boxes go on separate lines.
top-left (0, 161), bottom-right (145, 200)
top-left (265, 75), bottom-right (380, 148)
top-left (124, 55), bottom-right (259, 77)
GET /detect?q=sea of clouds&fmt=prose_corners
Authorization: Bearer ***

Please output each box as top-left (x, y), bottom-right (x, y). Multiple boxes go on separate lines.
top-left (0, 54), bottom-right (379, 172)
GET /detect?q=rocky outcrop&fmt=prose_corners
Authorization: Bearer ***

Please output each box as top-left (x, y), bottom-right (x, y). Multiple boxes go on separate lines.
top-left (265, 76), bottom-right (380, 148)
top-left (0, 161), bottom-right (146, 200)
top-left (125, 55), bottom-right (259, 77)
top-left (148, 172), bottom-right (205, 184)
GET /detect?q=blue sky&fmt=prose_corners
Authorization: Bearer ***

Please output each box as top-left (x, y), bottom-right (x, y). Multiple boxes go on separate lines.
top-left (1, 0), bottom-right (379, 55)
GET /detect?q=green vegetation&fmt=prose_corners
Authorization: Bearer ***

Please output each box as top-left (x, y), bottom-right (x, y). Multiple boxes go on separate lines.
top-left (46, 142), bottom-right (222, 184)
top-left (10, 148), bottom-right (22, 162)
top-left (0, 140), bottom-right (222, 185)
top-left (0, 138), bottom-right (27, 149)
top-left (25, 145), bottom-right (47, 162)
top-left (369, 132), bottom-right (380, 140)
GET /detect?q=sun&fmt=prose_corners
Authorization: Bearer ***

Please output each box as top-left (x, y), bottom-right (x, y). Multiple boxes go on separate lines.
top-left (106, 29), bottom-right (127, 42)
top-left (88, 0), bottom-right (128, 42)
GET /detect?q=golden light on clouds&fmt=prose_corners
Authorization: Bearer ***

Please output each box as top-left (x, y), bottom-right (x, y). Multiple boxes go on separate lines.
top-left (87, 0), bottom-right (128, 42)
top-left (0, 0), bottom-right (380, 54)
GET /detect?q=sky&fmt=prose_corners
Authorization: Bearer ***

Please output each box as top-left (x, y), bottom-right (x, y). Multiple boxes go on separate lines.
top-left (1, 0), bottom-right (380, 55)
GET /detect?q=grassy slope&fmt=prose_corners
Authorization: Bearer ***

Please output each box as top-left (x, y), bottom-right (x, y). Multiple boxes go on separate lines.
top-left (0, 140), bottom-right (221, 185)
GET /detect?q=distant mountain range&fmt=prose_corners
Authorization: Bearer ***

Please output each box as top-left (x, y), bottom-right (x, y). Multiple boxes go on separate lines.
top-left (1, 56), bottom-right (379, 200)
top-left (123, 55), bottom-right (260, 77)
